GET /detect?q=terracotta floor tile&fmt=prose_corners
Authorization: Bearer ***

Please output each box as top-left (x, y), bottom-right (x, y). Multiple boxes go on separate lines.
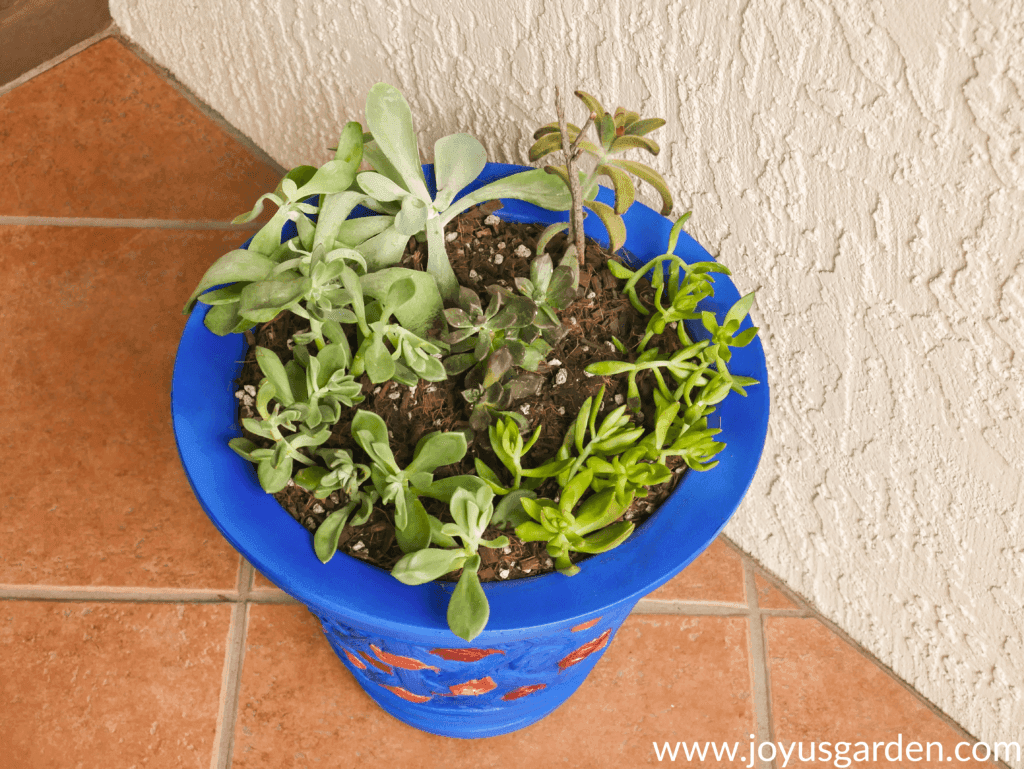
top-left (234, 605), bottom-right (753, 767)
top-left (0, 38), bottom-right (281, 219)
top-left (0, 225), bottom-right (246, 588)
top-left (766, 617), bottom-right (1001, 768)
top-left (646, 536), bottom-right (747, 604)
top-left (755, 572), bottom-right (799, 610)
top-left (0, 601), bottom-right (231, 768)
top-left (253, 570), bottom-right (278, 591)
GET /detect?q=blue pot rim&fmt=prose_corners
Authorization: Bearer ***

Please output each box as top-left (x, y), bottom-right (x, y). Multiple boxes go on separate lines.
top-left (171, 162), bottom-right (770, 644)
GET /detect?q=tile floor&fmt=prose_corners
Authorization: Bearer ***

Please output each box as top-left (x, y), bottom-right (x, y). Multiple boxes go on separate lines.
top-left (0, 33), bottom-right (1005, 769)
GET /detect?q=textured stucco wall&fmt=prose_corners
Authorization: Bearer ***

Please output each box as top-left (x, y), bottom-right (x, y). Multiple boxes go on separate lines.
top-left (111, 0), bottom-right (1024, 758)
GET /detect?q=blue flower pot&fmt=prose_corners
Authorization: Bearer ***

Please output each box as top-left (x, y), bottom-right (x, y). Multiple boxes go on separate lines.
top-left (171, 163), bottom-right (770, 738)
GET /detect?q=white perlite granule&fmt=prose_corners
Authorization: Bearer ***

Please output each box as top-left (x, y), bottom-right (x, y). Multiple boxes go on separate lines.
top-left (514, 244), bottom-right (531, 258)
top-left (484, 214), bottom-right (500, 226)
top-left (445, 231), bottom-right (457, 242)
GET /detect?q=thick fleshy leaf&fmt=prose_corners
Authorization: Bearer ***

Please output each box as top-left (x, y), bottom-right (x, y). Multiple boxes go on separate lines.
top-left (533, 121), bottom-right (581, 140)
top-left (595, 164), bottom-right (636, 214)
top-left (183, 250), bottom-right (277, 313)
top-left (294, 465), bottom-right (329, 492)
top-left (363, 335), bottom-right (395, 383)
top-left (573, 90), bottom-right (606, 118)
top-left (314, 190), bottom-right (373, 251)
top-left (725, 292), bottom-right (756, 327)
top-left (392, 547), bottom-right (467, 585)
top-left (296, 127), bottom-right (361, 195)
top-left (624, 117), bottom-right (665, 136)
top-left (228, 437), bottom-right (259, 461)
top-left (351, 410), bottom-right (389, 448)
top-left (313, 508), bottom-right (352, 563)
top-left (237, 276), bottom-right (311, 322)
top-left (203, 301), bottom-right (253, 336)
top-left (408, 431), bottom-right (468, 475)
top-left (574, 521), bottom-right (634, 554)
top-left (441, 169), bottom-right (572, 224)
top-left (448, 555), bottom-right (488, 641)
top-left (255, 346), bottom-right (295, 404)
top-left (364, 83), bottom-right (430, 201)
top-left (585, 360), bottom-right (633, 376)
top-left (231, 192), bottom-right (282, 225)
top-left (535, 221), bottom-right (570, 256)
top-left (354, 225), bottom-right (410, 272)
top-left (528, 132), bottom-right (563, 163)
top-left (396, 494), bottom-right (432, 553)
top-left (434, 133), bottom-right (487, 209)
top-left (394, 195), bottom-right (430, 236)
top-left (422, 475), bottom-right (489, 503)
top-left (358, 171), bottom-right (408, 202)
top-left (257, 457), bottom-right (292, 493)
top-left (608, 158), bottom-right (673, 216)
top-left (336, 215), bottom-right (393, 247)
top-left (610, 134), bottom-right (660, 155)
top-left (194, 283), bottom-right (245, 306)
top-left (598, 114), bottom-right (616, 150)
top-left (359, 267), bottom-right (442, 336)
top-left (583, 199), bottom-right (626, 252)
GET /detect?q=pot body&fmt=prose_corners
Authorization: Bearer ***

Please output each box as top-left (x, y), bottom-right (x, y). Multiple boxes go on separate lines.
top-left (171, 163), bottom-right (770, 738)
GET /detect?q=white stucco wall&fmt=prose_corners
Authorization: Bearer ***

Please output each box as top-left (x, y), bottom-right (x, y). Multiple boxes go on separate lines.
top-left (111, 0), bottom-right (1024, 759)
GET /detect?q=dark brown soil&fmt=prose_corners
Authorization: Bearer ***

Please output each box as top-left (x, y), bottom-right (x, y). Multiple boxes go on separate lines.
top-left (232, 203), bottom-right (688, 582)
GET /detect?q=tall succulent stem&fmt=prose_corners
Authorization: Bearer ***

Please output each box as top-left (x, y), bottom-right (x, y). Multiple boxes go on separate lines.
top-left (555, 86), bottom-right (586, 266)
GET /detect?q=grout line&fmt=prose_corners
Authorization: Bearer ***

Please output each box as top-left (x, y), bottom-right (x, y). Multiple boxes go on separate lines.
top-left (0, 215), bottom-right (259, 230)
top-left (237, 558), bottom-right (255, 598)
top-left (745, 561), bottom-right (777, 769)
top-left (210, 601), bottom-right (249, 769)
top-left (632, 599), bottom-right (750, 616)
top-left (113, 32), bottom-right (287, 178)
top-left (0, 585), bottom-right (242, 603)
top-left (0, 22), bottom-right (118, 97)
top-left (0, 586), bottom-right (301, 606)
top-left (760, 607), bottom-right (813, 617)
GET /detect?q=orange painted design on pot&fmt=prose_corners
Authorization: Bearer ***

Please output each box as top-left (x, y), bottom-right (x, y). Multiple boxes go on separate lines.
top-left (429, 647), bottom-right (505, 662)
top-left (344, 649), bottom-right (366, 670)
top-left (501, 683), bottom-right (546, 701)
top-left (381, 684), bottom-right (432, 703)
top-left (370, 644), bottom-right (440, 672)
top-left (571, 617), bottom-right (601, 632)
top-left (449, 677), bottom-right (497, 696)
top-left (359, 650), bottom-right (392, 674)
top-left (558, 629), bottom-right (612, 671)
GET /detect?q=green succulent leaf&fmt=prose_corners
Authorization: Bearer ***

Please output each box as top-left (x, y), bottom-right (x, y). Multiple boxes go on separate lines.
top-left (595, 163), bottom-right (636, 214)
top-left (314, 508), bottom-right (353, 563)
top-left (528, 132), bottom-right (564, 163)
top-left (255, 346), bottom-right (295, 405)
top-left (358, 171), bottom-right (408, 202)
top-left (183, 250), bottom-right (277, 314)
top-left (434, 133), bottom-right (487, 208)
top-left (573, 90), bottom-right (605, 118)
top-left (364, 83), bottom-right (430, 201)
top-left (392, 547), bottom-right (467, 585)
top-left (610, 134), bottom-right (660, 155)
top-left (582, 199), bottom-right (626, 252)
top-left (624, 117), bottom-right (666, 136)
top-left (448, 554), bottom-right (488, 641)
top-left (238, 276), bottom-right (311, 323)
